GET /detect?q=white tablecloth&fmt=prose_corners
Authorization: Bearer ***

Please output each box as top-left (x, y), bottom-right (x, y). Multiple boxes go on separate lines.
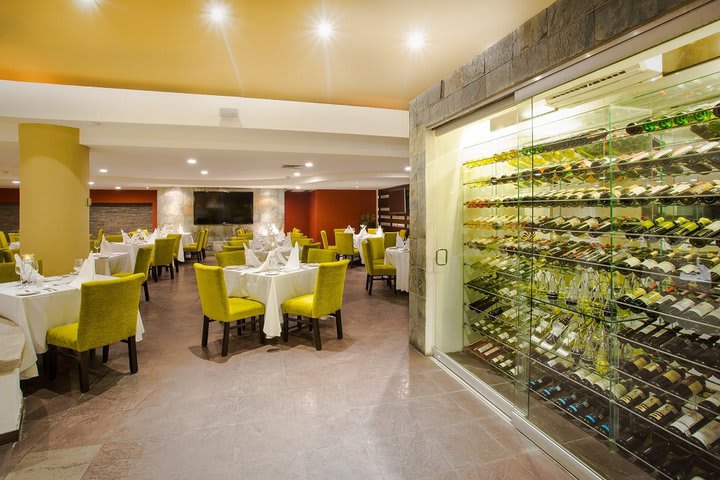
top-left (0, 275), bottom-right (144, 379)
top-left (353, 233), bottom-right (383, 265)
top-left (385, 247), bottom-right (410, 292)
top-left (93, 252), bottom-right (132, 275)
top-left (9, 242), bottom-right (19, 250)
top-left (223, 266), bottom-right (318, 338)
top-left (101, 242), bottom-right (149, 269)
top-left (176, 232), bottom-right (193, 262)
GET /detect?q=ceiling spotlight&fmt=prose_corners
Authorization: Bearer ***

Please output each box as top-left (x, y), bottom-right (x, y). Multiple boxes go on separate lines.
top-left (294, 186), bottom-right (301, 190)
top-left (316, 21), bottom-right (333, 39)
top-left (404, 166), bottom-right (411, 172)
top-left (293, 172), bottom-right (301, 177)
top-left (186, 158), bottom-right (197, 165)
top-left (209, 3), bottom-right (228, 24)
top-left (200, 170), bottom-right (209, 175)
top-left (88, 181), bottom-right (95, 186)
top-left (114, 186), bottom-right (122, 190)
top-left (407, 31), bottom-right (426, 51)
top-left (304, 162), bottom-right (314, 168)
top-left (11, 180), bottom-right (20, 185)
top-left (99, 168), bottom-right (108, 173)
top-left (145, 186), bottom-right (149, 189)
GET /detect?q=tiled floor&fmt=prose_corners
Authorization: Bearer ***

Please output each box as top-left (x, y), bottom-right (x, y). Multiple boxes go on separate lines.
top-left (0, 259), bottom-right (574, 480)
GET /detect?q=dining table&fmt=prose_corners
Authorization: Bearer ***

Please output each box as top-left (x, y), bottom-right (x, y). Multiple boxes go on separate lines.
top-left (223, 264), bottom-right (318, 338)
top-left (384, 247), bottom-right (410, 292)
top-left (0, 274), bottom-right (145, 379)
top-left (353, 232), bottom-right (383, 264)
top-left (93, 251), bottom-right (132, 275)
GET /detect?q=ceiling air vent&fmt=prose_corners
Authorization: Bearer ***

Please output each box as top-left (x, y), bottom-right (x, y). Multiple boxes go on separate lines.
top-left (281, 164), bottom-right (305, 169)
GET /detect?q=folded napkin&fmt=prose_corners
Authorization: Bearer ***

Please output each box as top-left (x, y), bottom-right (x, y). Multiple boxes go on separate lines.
top-left (100, 238), bottom-right (111, 254)
top-left (178, 225), bottom-right (184, 234)
top-left (282, 236), bottom-right (292, 248)
top-left (359, 226), bottom-right (367, 236)
top-left (257, 250), bottom-right (280, 272)
top-left (69, 255), bottom-right (96, 289)
top-left (245, 248), bottom-right (262, 267)
top-left (259, 226), bottom-right (269, 236)
top-left (395, 234), bottom-right (404, 248)
top-left (121, 230), bottom-right (131, 243)
top-left (275, 232), bottom-right (286, 244)
top-left (376, 226), bottom-right (384, 236)
top-left (344, 225), bottom-right (354, 233)
top-left (271, 224), bottom-right (279, 235)
top-left (148, 229), bottom-right (158, 242)
top-left (14, 254), bottom-right (44, 285)
top-left (284, 244), bottom-right (300, 271)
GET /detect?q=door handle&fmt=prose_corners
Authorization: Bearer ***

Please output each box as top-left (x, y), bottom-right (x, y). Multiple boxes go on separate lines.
top-left (435, 248), bottom-right (448, 266)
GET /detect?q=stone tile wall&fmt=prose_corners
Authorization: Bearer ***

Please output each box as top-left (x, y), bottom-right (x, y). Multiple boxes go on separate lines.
top-left (408, 0), bottom-right (717, 352)
top-left (90, 204), bottom-right (153, 235)
top-left (0, 205), bottom-right (19, 234)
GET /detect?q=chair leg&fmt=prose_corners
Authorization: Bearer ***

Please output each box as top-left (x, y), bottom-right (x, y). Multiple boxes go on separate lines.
top-left (394, 276), bottom-right (397, 294)
top-left (365, 274), bottom-right (370, 291)
top-left (47, 345), bottom-right (57, 380)
top-left (128, 336), bottom-right (138, 374)
top-left (202, 315), bottom-right (210, 347)
top-left (170, 264), bottom-right (175, 280)
top-left (79, 350), bottom-right (91, 393)
top-left (102, 345), bottom-right (109, 363)
top-left (251, 316), bottom-right (256, 332)
top-left (175, 259), bottom-right (179, 273)
top-left (282, 314), bottom-right (289, 342)
top-left (368, 276), bottom-right (373, 295)
top-left (221, 322), bottom-right (230, 357)
top-left (312, 317), bottom-right (322, 351)
top-left (237, 320), bottom-right (243, 336)
top-left (143, 281), bottom-right (150, 302)
top-left (259, 314), bottom-right (266, 345)
top-left (89, 348), bottom-right (96, 360)
top-left (335, 310), bottom-right (343, 339)
top-left (152, 266), bottom-right (158, 282)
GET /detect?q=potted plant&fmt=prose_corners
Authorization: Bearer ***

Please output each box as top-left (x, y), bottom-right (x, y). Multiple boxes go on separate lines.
top-left (359, 212), bottom-right (376, 228)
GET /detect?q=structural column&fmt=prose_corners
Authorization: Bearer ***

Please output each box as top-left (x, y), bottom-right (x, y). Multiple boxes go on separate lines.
top-left (18, 124), bottom-right (89, 276)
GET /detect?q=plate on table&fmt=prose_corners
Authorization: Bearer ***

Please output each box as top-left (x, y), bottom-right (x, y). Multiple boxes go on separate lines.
top-left (225, 265), bottom-right (247, 271)
top-left (16, 289), bottom-right (41, 296)
top-left (263, 271), bottom-right (280, 276)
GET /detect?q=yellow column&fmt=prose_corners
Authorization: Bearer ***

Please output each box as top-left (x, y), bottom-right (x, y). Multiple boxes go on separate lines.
top-left (19, 124), bottom-right (89, 276)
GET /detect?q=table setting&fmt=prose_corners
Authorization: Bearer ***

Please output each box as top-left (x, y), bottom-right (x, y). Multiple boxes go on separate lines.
top-left (353, 225), bottom-right (384, 264)
top-left (385, 234), bottom-right (410, 292)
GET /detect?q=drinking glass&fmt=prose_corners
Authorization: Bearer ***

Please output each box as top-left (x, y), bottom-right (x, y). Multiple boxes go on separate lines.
top-left (73, 258), bottom-right (84, 274)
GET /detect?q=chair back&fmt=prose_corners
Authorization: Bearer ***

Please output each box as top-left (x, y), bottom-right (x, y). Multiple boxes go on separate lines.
top-left (308, 249), bottom-right (337, 264)
top-left (166, 234), bottom-right (182, 259)
top-left (291, 228), bottom-right (301, 234)
top-left (0, 263), bottom-right (19, 283)
top-left (105, 234), bottom-right (123, 242)
top-left (194, 264), bottom-right (230, 321)
top-left (384, 232), bottom-right (398, 250)
top-left (368, 237), bottom-right (385, 262)
top-left (216, 250), bottom-right (245, 267)
top-left (8, 233), bottom-right (20, 243)
top-left (361, 241), bottom-right (373, 275)
top-left (335, 233), bottom-right (355, 256)
top-left (294, 237), bottom-right (312, 248)
top-left (237, 227), bottom-right (245, 235)
top-left (301, 242), bottom-right (321, 263)
top-left (228, 239), bottom-right (249, 247)
top-left (153, 238), bottom-right (175, 265)
top-left (320, 230), bottom-right (331, 249)
top-left (0, 249), bottom-right (12, 263)
top-left (311, 260), bottom-right (349, 317)
top-left (367, 228), bottom-right (377, 234)
top-left (134, 246), bottom-right (154, 281)
top-left (399, 229), bottom-right (407, 239)
top-left (221, 244), bottom-right (245, 252)
top-left (76, 274), bottom-right (144, 351)
top-left (0, 232), bottom-right (8, 249)
top-left (95, 229), bottom-right (104, 243)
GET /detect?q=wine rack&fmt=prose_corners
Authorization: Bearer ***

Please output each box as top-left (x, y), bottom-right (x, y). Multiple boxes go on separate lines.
top-left (461, 71), bottom-right (720, 480)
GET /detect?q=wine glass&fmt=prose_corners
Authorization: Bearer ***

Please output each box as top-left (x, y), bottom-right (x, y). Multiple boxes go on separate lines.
top-left (73, 258), bottom-right (84, 274)
top-left (93, 239), bottom-right (101, 253)
top-left (15, 263), bottom-right (23, 286)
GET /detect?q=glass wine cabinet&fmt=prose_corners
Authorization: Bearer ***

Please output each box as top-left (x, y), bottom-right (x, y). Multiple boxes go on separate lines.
top-left (432, 22), bottom-right (720, 480)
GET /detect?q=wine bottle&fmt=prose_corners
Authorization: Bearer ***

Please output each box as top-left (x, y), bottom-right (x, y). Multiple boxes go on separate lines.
top-left (622, 354), bottom-right (651, 374)
top-left (618, 387), bottom-right (648, 408)
top-left (540, 384), bottom-right (564, 399)
top-left (633, 394), bottom-right (664, 416)
top-left (689, 220), bottom-right (720, 247)
top-left (697, 392), bottom-right (720, 418)
top-left (648, 401), bottom-right (681, 426)
top-left (668, 410), bottom-right (708, 437)
top-left (689, 416), bottom-right (720, 450)
top-left (617, 428), bottom-right (650, 450)
top-left (658, 454), bottom-right (696, 479)
top-left (528, 375), bottom-right (553, 391)
top-left (637, 361), bottom-right (668, 380)
top-left (638, 441), bottom-right (671, 463)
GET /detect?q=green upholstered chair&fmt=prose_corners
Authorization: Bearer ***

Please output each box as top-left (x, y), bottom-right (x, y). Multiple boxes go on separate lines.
top-left (398, 229), bottom-right (407, 239)
top-left (384, 232), bottom-right (398, 250)
top-left (368, 237), bottom-right (386, 265)
top-left (94, 229), bottom-right (104, 243)
top-left (236, 227), bottom-right (245, 236)
top-left (228, 239), bottom-right (249, 247)
top-left (0, 249), bottom-right (13, 263)
top-left (221, 244), bottom-right (245, 252)
top-left (290, 235), bottom-right (310, 247)
top-left (281, 260), bottom-right (349, 350)
top-left (307, 249), bottom-right (337, 264)
top-left (46, 273), bottom-right (144, 392)
top-left (216, 250), bottom-right (245, 268)
top-left (291, 228), bottom-right (301, 234)
top-left (200, 228), bottom-right (211, 260)
top-left (0, 263), bottom-right (19, 283)
top-left (194, 264), bottom-right (266, 356)
top-left (0, 232), bottom-right (8, 249)
top-left (151, 238), bottom-right (175, 281)
top-left (335, 232), bottom-right (359, 264)
top-left (320, 230), bottom-right (337, 251)
top-left (367, 228), bottom-right (377, 234)
top-left (184, 229), bottom-right (206, 262)
top-left (166, 233), bottom-right (182, 273)
top-left (8, 233), bottom-right (19, 243)
top-left (113, 245), bottom-right (153, 301)
top-left (301, 242), bottom-right (321, 263)
top-left (105, 234), bottom-right (123, 243)
top-left (235, 232), bottom-right (253, 241)
top-left (362, 240), bottom-right (396, 295)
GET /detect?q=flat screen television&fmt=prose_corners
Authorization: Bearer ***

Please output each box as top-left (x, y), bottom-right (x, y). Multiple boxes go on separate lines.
top-left (194, 191), bottom-right (253, 224)
top-left (388, 188), bottom-right (407, 214)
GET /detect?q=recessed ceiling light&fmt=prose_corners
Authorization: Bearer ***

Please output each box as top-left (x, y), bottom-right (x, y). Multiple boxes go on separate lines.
top-left (114, 186), bottom-right (122, 190)
top-left (316, 21), bottom-right (333, 39)
top-left (200, 170), bottom-right (209, 175)
top-left (186, 158), bottom-right (197, 165)
top-left (88, 181), bottom-right (95, 186)
top-left (11, 180), bottom-right (20, 185)
top-left (404, 166), bottom-right (411, 172)
top-left (304, 162), bottom-right (314, 168)
top-left (145, 186), bottom-right (149, 189)
top-left (99, 168), bottom-right (108, 173)
top-left (208, 3), bottom-right (228, 24)
top-left (294, 186), bottom-right (301, 190)
top-left (407, 31), bottom-right (426, 51)
top-left (293, 172), bottom-right (301, 177)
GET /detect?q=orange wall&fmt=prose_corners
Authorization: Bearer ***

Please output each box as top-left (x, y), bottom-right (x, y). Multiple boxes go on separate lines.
top-left (284, 191), bottom-right (311, 234)
top-left (90, 190), bottom-right (158, 227)
top-left (0, 189), bottom-right (19, 203)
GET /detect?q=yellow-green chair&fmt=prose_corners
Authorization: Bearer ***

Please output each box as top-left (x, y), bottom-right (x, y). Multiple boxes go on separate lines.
top-left (194, 264), bottom-right (266, 356)
top-left (105, 234), bottom-right (123, 243)
top-left (307, 249), bottom-right (337, 264)
top-left (236, 227), bottom-right (245, 236)
top-left (46, 273), bottom-right (145, 392)
top-left (216, 250), bottom-right (245, 268)
top-left (367, 228), bottom-right (377, 234)
top-left (221, 244), bottom-right (245, 253)
top-left (301, 242), bottom-right (321, 263)
top-left (201, 228), bottom-right (211, 260)
top-left (151, 238), bottom-right (175, 281)
top-left (398, 229), bottom-right (407, 239)
top-left (166, 233), bottom-right (182, 273)
top-left (228, 239), bottom-right (249, 247)
top-left (235, 232), bottom-right (253, 241)
top-left (281, 260), bottom-right (349, 351)
top-left (0, 232), bottom-right (8, 249)
top-left (0, 263), bottom-right (19, 283)
top-left (293, 237), bottom-right (313, 249)
top-left (113, 245), bottom-right (153, 301)
top-left (368, 237), bottom-right (387, 265)
top-left (384, 232), bottom-right (398, 250)
top-left (291, 228), bottom-right (301, 235)
top-left (320, 230), bottom-right (337, 252)
top-left (333, 229), bottom-right (346, 242)
top-left (362, 240), bottom-right (396, 295)
top-left (94, 229), bottom-right (104, 243)
top-left (8, 233), bottom-right (19, 243)
top-left (184, 229), bottom-right (206, 262)
top-left (0, 249), bottom-right (13, 263)
top-left (335, 232), bottom-right (359, 264)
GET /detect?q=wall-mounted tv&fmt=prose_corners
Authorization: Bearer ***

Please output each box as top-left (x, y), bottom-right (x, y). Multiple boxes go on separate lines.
top-left (194, 191), bottom-right (253, 224)
top-left (388, 188), bottom-right (407, 214)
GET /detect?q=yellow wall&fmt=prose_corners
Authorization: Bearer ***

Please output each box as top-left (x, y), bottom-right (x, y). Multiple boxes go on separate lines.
top-left (19, 124), bottom-right (89, 276)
